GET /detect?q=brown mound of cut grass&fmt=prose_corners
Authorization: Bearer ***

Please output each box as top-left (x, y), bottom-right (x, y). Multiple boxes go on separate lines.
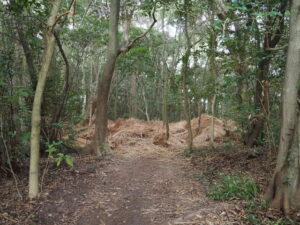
top-left (74, 114), bottom-right (237, 152)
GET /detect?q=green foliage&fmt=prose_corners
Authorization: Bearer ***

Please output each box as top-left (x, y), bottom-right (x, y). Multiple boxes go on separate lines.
top-left (45, 141), bottom-right (74, 167)
top-left (208, 174), bottom-right (258, 200)
top-left (245, 199), bottom-right (295, 225)
top-left (246, 213), bottom-right (295, 225)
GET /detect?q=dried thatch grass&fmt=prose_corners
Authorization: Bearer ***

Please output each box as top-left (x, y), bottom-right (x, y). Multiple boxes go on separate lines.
top-left (74, 114), bottom-right (236, 154)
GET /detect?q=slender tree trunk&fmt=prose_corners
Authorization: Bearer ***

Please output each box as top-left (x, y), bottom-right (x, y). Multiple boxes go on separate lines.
top-left (265, 0), bottom-right (300, 214)
top-left (197, 101), bottom-right (202, 130)
top-left (142, 88), bottom-right (150, 121)
top-left (122, 7), bottom-right (137, 119)
top-left (13, 11), bottom-right (37, 89)
top-left (29, 0), bottom-right (61, 199)
top-left (93, 0), bottom-right (120, 157)
top-left (129, 73), bottom-right (137, 118)
top-left (210, 95), bottom-right (216, 147)
top-left (161, 6), bottom-right (170, 139)
top-left (49, 31), bottom-right (70, 141)
top-left (208, 9), bottom-right (218, 147)
top-left (182, 0), bottom-right (193, 150)
top-left (113, 71), bottom-right (118, 120)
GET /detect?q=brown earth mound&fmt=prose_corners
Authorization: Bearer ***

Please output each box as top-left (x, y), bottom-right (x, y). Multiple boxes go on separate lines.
top-left (75, 114), bottom-right (237, 152)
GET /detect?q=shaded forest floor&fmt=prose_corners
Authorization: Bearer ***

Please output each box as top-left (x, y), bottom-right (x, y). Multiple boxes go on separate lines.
top-left (1, 148), bottom-right (238, 225)
top-left (0, 115), bottom-right (297, 224)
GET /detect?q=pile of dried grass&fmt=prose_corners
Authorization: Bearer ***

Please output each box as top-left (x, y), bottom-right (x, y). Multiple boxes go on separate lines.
top-left (74, 114), bottom-right (236, 152)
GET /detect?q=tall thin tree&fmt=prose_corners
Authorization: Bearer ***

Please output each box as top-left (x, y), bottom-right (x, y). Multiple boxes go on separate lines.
top-left (29, 0), bottom-right (62, 199)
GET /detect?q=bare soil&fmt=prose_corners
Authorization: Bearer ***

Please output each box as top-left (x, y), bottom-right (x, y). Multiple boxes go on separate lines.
top-left (1, 116), bottom-right (243, 225)
top-left (1, 149), bottom-right (241, 225)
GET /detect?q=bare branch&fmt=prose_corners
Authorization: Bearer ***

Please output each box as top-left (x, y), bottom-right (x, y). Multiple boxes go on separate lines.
top-left (266, 44), bottom-right (288, 51)
top-left (118, 8), bottom-right (157, 56)
top-left (52, 0), bottom-right (76, 30)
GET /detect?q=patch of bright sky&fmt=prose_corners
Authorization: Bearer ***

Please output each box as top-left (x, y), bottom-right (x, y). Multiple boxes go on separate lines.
top-left (2, 0), bottom-right (9, 5)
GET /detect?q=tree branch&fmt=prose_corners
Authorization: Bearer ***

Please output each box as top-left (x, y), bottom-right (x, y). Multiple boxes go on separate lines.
top-left (52, 0), bottom-right (76, 30)
top-left (118, 8), bottom-right (157, 56)
top-left (266, 44), bottom-right (288, 51)
top-left (51, 31), bottom-right (70, 133)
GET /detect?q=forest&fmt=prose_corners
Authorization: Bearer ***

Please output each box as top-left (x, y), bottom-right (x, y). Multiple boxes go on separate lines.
top-left (1, 0), bottom-right (300, 224)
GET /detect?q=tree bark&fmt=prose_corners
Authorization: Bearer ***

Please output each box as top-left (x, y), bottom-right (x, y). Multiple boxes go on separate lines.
top-left (265, 0), bottom-right (300, 214)
top-left (49, 31), bottom-right (70, 141)
top-left (91, 1), bottom-right (156, 157)
top-left (15, 20), bottom-right (37, 89)
top-left (182, 0), bottom-right (193, 150)
top-left (29, 0), bottom-right (61, 199)
top-left (161, 5), bottom-right (170, 140)
top-left (245, 0), bottom-right (287, 147)
top-left (129, 73), bottom-right (137, 118)
top-left (208, 8), bottom-right (218, 147)
top-left (93, 0), bottom-right (120, 157)
top-left (210, 95), bottom-right (216, 147)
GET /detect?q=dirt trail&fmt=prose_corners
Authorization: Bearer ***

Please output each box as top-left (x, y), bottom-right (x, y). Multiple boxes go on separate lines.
top-left (34, 116), bottom-right (239, 225)
top-left (36, 147), bottom-right (236, 225)
top-left (0, 116), bottom-right (239, 225)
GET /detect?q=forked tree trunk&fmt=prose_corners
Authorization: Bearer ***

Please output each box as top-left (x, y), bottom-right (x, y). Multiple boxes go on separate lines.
top-left (265, 0), bottom-right (300, 215)
top-left (91, 0), bottom-right (156, 157)
top-left (29, 0), bottom-right (61, 199)
top-left (93, 0), bottom-right (120, 157)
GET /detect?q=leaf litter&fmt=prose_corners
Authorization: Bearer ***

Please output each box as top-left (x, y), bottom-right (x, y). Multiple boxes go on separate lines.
top-left (0, 114), bottom-right (279, 225)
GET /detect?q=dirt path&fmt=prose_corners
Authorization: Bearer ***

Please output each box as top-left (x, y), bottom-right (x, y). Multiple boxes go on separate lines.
top-left (35, 147), bottom-right (237, 225)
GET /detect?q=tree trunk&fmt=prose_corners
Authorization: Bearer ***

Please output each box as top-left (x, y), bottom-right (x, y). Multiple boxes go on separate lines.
top-left (91, 0), bottom-right (156, 157)
top-left (197, 101), bottom-right (202, 130)
top-left (49, 31), bottom-right (70, 141)
top-left (182, 0), bottom-right (193, 150)
top-left (245, 56), bottom-right (270, 147)
top-left (93, 0), bottom-right (120, 157)
top-left (245, 0), bottom-right (287, 147)
top-left (28, 0), bottom-right (61, 199)
top-left (265, 0), bottom-right (300, 214)
top-left (210, 95), bottom-right (216, 147)
top-left (129, 74), bottom-right (137, 118)
top-left (161, 5), bottom-right (170, 140)
top-left (208, 9), bottom-right (218, 148)
top-left (10, 1), bottom-right (37, 90)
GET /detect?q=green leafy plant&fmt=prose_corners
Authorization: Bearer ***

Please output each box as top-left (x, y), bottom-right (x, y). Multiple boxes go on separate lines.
top-left (208, 174), bottom-right (258, 200)
top-left (265, 218), bottom-right (295, 225)
top-left (45, 141), bottom-right (74, 167)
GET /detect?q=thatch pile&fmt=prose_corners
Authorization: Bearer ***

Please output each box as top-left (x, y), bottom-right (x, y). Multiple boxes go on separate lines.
top-left (74, 114), bottom-right (237, 153)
